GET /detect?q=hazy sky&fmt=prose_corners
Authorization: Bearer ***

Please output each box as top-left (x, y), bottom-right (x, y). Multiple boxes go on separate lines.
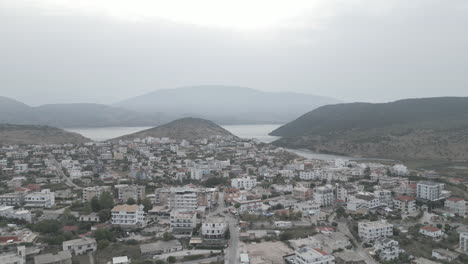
top-left (1, 0), bottom-right (467, 105)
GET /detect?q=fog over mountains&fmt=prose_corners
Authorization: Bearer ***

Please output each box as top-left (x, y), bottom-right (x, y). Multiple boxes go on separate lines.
top-left (0, 86), bottom-right (340, 127)
top-left (116, 86), bottom-right (341, 124)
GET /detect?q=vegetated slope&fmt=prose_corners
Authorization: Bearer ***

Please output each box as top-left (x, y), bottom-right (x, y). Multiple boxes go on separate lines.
top-left (115, 85), bottom-right (342, 124)
top-left (113, 117), bottom-right (236, 141)
top-left (0, 124), bottom-right (91, 145)
top-left (271, 97), bottom-right (468, 160)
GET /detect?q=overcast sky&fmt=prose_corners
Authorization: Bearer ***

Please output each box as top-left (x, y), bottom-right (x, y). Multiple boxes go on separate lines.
top-left (1, 0), bottom-right (467, 105)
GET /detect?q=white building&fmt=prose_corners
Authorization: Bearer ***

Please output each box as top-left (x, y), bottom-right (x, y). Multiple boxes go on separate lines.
top-left (299, 171), bottom-right (320, 181)
top-left (460, 232), bottom-right (468, 253)
top-left (419, 226), bottom-right (443, 240)
top-left (111, 204), bottom-right (146, 228)
top-left (62, 237), bottom-right (97, 255)
top-left (231, 176), bottom-right (257, 190)
top-left (336, 185), bottom-right (357, 202)
top-left (0, 206), bottom-right (31, 222)
top-left (314, 185), bottom-right (334, 207)
top-left (115, 185), bottom-right (146, 202)
top-left (202, 217), bottom-right (227, 239)
top-left (417, 182), bottom-right (444, 201)
top-left (82, 186), bottom-right (112, 202)
top-left (373, 189), bottom-right (393, 206)
top-left (294, 201), bottom-right (321, 217)
top-left (170, 189), bottom-right (198, 211)
top-left (24, 189), bottom-right (55, 208)
top-left (347, 194), bottom-right (380, 211)
top-left (391, 164), bottom-right (409, 176)
top-left (374, 238), bottom-right (402, 261)
top-left (170, 210), bottom-right (197, 237)
top-left (14, 164), bottom-right (28, 174)
top-left (444, 197), bottom-right (466, 216)
top-left (358, 220), bottom-right (393, 242)
top-left (393, 196), bottom-right (416, 214)
top-left (293, 247), bottom-right (335, 264)
top-left (0, 246), bottom-right (26, 264)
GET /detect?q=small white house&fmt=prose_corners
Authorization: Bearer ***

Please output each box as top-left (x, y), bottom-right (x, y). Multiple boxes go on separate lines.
top-left (419, 226), bottom-right (443, 240)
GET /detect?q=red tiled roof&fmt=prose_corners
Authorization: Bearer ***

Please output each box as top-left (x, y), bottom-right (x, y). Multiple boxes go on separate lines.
top-left (420, 226), bottom-right (441, 232)
top-left (447, 197), bottom-right (464, 202)
top-left (313, 248), bottom-right (329, 256)
top-left (396, 195), bottom-right (415, 201)
top-left (62, 225), bottom-right (79, 232)
top-left (0, 236), bottom-right (20, 242)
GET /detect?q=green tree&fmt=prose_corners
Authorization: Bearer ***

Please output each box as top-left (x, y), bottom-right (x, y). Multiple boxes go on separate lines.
top-left (94, 228), bottom-right (114, 241)
top-left (98, 209), bottom-right (111, 222)
top-left (91, 196), bottom-right (101, 212)
top-left (127, 198), bottom-right (136, 205)
top-left (141, 198), bottom-right (153, 212)
top-left (98, 239), bottom-right (109, 249)
top-left (99, 192), bottom-right (114, 209)
top-left (167, 256), bottom-right (176, 263)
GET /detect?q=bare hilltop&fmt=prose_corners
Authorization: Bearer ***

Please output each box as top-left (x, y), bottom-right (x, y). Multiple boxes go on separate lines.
top-left (0, 124), bottom-right (90, 145)
top-left (114, 117), bottom-right (236, 141)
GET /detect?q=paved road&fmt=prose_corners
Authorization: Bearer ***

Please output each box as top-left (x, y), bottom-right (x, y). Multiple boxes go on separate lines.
top-left (156, 249), bottom-right (222, 259)
top-left (49, 154), bottom-right (82, 189)
top-left (337, 221), bottom-right (377, 264)
top-left (207, 192), bottom-right (240, 264)
top-left (179, 256), bottom-right (224, 264)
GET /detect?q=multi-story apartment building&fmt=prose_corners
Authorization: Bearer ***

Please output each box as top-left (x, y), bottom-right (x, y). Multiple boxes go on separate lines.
top-left (336, 184), bottom-right (357, 202)
top-left (170, 189), bottom-right (198, 211)
top-left (170, 210), bottom-right (197, 237)
top-left (394, 196), bottom-right (416, 213)
top-left (231, 176), bottom-right (257, 190)
top-left (293, 247), bottom-right (335, 264)
top-left (115, 185), bottom-right (145, 202)
top-left (294, 201), bottom-right (321, 217)
top-left (460, 232), bottom-right (468, 253)
top-left (62, 237), bottom-right (97, 255)
top-left (293, 187), bottom-right (313, 201)
top-left (314, 185), bottom-right (334, 207)
top-left (0, 192), bottom-right (25, 206)
top-left (347, 194), bottom-right (380, 211)
top-left (201, 217), bottom-right (227, 239)
top-left (417, 182), bottom-right (444, 201)
top-left (358, 220), bottom-right (393, 241)
top-left (24, 189), bottom-right (55, 208)
top-left (82, 186), bottom-right (112, 202)
top-left (373, 189), bottom-right (393, 206)
top-left (0, 246), bottom-right (26, 264)
top-left (374, 238), bottom-right (402, 261)
top-left (0, 206), bottom-right (32, 222)
top-left (299, 171), bottom-right (320, 181)
top-left (155, 187), bottom-right (217, 209)
top-left (444, 197), bottom-right (466, 215)
top-left (111, 204), bottom-right (146, 228)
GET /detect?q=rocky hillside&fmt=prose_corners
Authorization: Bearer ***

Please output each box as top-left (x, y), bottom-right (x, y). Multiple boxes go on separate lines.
top-left (271, 97), bottom-right (468, 161)
top-left (0, 124), bottom-right (91, 145)
top-left (114, 117), bottom-right (236, 141)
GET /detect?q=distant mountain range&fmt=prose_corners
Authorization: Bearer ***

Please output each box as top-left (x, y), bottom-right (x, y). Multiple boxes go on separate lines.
top-left (0, 124), bottom-right (90, 145)
top-left (0, 96), bottom-right (164, 128)
top-left (115, 86), bottom-right (341, 124)
top-left (271, 97), bottom-right (468, 161)
top-left (113, 117), bottom-right (236, 141)
top-left (0, 86), bottom-right (340, 127)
